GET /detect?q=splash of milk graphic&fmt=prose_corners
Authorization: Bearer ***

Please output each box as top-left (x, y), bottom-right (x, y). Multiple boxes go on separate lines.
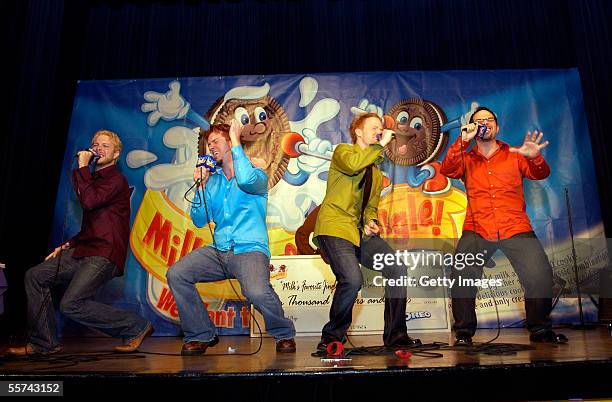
top-left (132, 77), bottom-right (339, 225)
top-left (127, 126), bottom-right (199, 212)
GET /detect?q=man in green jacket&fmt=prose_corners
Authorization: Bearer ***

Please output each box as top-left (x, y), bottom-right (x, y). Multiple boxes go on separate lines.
top-left (314, 112), bottom-right (421, 350)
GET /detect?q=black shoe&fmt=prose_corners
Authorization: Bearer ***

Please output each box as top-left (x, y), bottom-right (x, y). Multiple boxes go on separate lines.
top-left (529, 330), bottom-right (568, 344)
top-left (385, 335), bottom-right (422, 348)
top-left (454, 334), bottom-right (473, 346)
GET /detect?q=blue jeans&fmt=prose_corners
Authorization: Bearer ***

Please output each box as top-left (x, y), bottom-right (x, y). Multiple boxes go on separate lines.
top-left (24, 249), bottom-right (150, 353)
top-left (317, 235), bottom-right (409, 345)
top-left (166, 247), bottom-right (295, 342)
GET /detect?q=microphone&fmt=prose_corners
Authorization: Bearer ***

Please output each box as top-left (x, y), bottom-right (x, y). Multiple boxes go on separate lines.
top-left (193, 154), bottom-right (216, 189)
top-left (376, 129), bottom-right (396, 142)
top-left (460, 123), bottom-right (489, 140)
top-left (196, 154), bottom-right (217, 172)
top-left (74, 149), bottom-right (96, 157)
top-left (475, 124), bottom-right (489, 140)
top-left (75, 149), bottom-right (100, 167)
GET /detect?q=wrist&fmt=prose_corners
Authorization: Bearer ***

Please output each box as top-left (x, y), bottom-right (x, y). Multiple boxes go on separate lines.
top-left (527, 152), bottom-right (542, 160)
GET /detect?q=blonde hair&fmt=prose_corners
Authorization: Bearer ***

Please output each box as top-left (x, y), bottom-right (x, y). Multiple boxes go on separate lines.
top-left (91, 130), bottom-right (123, 154)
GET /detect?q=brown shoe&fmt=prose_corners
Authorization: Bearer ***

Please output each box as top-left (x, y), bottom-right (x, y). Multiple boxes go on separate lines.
top-left (6, 344), bottom-right (34, 356)
top-left (276, 338), bottom-right (296, 353)
top-left (114, 323), bottom-right (154, 353)
top-left (6, 344), bottom-right (61, 356)
top-left (181, 335), bottom-right (219, 356)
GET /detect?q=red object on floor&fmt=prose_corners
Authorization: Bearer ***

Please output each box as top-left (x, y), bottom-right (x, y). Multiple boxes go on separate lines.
top-left (326, 341), bottom-right (344, 357)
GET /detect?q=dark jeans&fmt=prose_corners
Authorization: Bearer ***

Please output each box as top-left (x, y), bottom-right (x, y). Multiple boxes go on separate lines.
top-left (451, 230), bottom-right (553, 337)
top-left (24, 249), bottom-right (150, 353)
top-left (317, 235), bottom-right (408, 345)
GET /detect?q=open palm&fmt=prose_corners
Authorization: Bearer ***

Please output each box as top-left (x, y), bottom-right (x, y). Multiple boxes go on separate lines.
top-left (510, 130), bottom-right (550, 159)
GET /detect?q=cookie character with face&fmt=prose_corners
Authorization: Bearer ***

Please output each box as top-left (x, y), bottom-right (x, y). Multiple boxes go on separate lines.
top-left (201, 95), bottom-right (291, 189)
top-left (383, 99), bottom-right (451, 194)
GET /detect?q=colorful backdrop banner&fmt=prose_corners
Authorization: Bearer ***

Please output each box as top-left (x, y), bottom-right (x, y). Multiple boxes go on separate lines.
top-left (52, 69), bottom-right (606, 336)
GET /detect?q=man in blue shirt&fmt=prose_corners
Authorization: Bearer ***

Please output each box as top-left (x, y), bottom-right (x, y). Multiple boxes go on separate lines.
top-left (166, 121), bottom-right (296, 355)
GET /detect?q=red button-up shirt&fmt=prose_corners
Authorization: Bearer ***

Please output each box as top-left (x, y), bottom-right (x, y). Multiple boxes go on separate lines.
top-left (440, 136), bottom-right (550, 241)
top-left (69, 165), bottom-right (131, 272)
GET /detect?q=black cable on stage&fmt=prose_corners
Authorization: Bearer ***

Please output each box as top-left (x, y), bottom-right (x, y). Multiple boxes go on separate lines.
top-left (310, 340), bottom-right (448, 359)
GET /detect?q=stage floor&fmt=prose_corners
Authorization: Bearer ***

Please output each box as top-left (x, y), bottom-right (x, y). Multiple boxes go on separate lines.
top-left (1, 327), bottom-right (611, 399)
top-left (1, 327), bottom-right (611, 374)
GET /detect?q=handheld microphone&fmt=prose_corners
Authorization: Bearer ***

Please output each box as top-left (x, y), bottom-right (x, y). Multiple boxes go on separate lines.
top-left (75, 149), bottom-right (95, 157)
top-left (376, 129), bottom-right (396, 142)
top-left (475, 124), bottom-right (489, 140)
top-left (196, 154), bottom-right (217, 172)
top-left (75, 149), bottom-right (100, 168)
top-left (460, 123), bottom-right (489, 140)
top-left (193, 154), bottom-right (216, 192)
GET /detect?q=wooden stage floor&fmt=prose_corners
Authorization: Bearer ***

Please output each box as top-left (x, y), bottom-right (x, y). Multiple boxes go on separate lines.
top-left (1, 327), bottom-right (611, 400)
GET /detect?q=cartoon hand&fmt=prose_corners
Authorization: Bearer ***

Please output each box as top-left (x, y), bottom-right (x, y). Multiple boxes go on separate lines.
top-left (406, 165), bottom-right (434, 187)
top-left (350, 98), bottom-right (383, 118)
top-left (296, 128), bottom-right (333, 173)
top-left (141, 80), bottom-right (190, 126)
top-left (460, 102), bottom-right (480, 125)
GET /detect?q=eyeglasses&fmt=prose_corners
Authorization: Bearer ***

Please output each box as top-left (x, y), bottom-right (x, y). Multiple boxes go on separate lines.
top-left (474, 117), bottom-right (496, 124)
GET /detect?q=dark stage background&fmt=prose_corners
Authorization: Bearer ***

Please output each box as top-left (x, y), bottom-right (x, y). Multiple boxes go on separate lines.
top-left (1, 0), bottom-right (610, 337)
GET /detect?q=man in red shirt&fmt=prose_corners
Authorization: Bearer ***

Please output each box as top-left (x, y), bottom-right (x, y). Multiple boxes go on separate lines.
top-left (7, 130), bottom-right (153, 356)
top-left (441, 106), bottom-right (567, 345)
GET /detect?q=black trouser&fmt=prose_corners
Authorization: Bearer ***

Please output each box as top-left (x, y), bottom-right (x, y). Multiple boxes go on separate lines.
top-left (451, 230), bottom-right (553, 338)
top-left (318, 235), bottom-right (408, 346)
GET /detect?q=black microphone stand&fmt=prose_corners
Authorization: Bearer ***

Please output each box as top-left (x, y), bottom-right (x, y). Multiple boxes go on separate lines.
top-left (564, 188), bottom-right (597, 330)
